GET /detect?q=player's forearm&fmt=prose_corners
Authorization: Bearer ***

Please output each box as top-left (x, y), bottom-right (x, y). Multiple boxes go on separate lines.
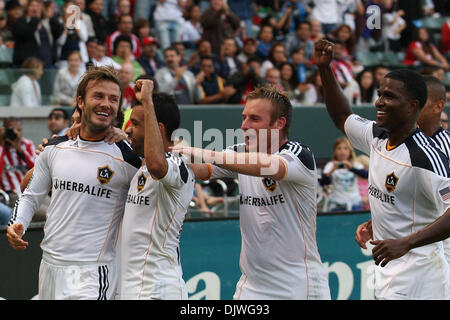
top-left (210, 151), bottom-right (285, 180)
top-left (10, 194), bottom-right (39, 233)
top-left (143, 101), bottom-right (168, 178)
top-left (188, 163), bottom-right (211, 181)
top-left (405, 207), bottom-right (450, 251)
top-left (318, 64), bottom-right (353, 132)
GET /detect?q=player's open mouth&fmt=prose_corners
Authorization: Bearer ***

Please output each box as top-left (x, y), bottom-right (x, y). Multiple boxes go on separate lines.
top-left (95, 112), bottom-right (109, 118)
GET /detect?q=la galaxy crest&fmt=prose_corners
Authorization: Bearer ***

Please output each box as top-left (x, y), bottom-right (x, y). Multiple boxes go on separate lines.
top-left (385, 172), bottom-right (398, 193)
top-left (262, 178), bottom-right (277, 192)
top-left (97, 165), bottom-right (114, 185)
top-left (137, 173), bottom-right (147, 192)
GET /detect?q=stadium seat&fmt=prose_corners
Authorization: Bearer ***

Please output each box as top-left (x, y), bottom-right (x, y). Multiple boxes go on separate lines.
top-left (444, 72), bottom-right (450, 89)
top-left (356, 51), bottom-right (381, 68)
top-left (380, 52), bottom-right (407, 69)
top-left (419, 16), bottom-right (446, 32)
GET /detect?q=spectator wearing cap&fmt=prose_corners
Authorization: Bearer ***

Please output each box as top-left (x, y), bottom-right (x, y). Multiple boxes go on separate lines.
top-left (237, 37), bottom-right (257, 64)
top-left (200, 0), bottom-right (240, 57)
top-left (112, 34), bottom-right (144, 81)
top-left (47, 108), bottom-right (70, 137)
top-left (12, 0), bottom-right (64, 68)
top-left (136, 36), bottom-right (164, 76)
top-left (105, 14), bottom-right (141, 58)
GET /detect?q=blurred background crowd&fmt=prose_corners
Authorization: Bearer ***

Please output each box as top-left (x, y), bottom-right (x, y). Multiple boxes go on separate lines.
top-left (0, 0), bottom-right (449, 222)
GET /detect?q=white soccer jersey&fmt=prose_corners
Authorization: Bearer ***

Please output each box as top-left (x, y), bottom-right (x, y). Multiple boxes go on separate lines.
top-left (345, 114), bottom-right (450, 300)
top-left (10, 136), bottom-right (140, 263)
top-left (211, 142), bottom-right (330, 300)
top-left (119, 153), bottom-right (195, 300)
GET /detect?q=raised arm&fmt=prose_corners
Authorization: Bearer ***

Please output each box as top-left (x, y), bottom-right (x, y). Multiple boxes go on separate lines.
top-left (135, 80), bottom-right (168, 179)
top-left (314, 39), bottom-right (353, 132)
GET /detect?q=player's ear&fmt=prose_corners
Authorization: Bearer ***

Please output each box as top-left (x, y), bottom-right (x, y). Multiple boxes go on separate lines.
top-left (275, 116), bottom-right (287, 131)
top-left (77, 96), bottom-right (84, 111)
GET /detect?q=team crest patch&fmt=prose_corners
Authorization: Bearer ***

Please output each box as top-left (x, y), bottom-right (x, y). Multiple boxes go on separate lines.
top-left (262, 178), bottom-right (277, 192)
top-left (385, 172), bottom-right (398, 193)
top-left (97, 166), bottom-right (114, 185)
top-left (137, 173), bottom-right (147, 192)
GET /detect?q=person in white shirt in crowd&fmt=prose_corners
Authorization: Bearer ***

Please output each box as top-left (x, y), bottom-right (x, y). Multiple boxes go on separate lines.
top-left (179, 4), bottom-right (202, 49)
top-left (321, 136), bottom-right (367, 212)
top-left (10, 56), bottom-right (44, 108)
top-left (92, 39), bottom-right (122, 69)
top-left (53, 50), bottom-right (85, 106)
top-left (155, 46), bottom-right (203, 104)
top-left (57, 0), bottom-right (90, 69)
top-left (74, 0), bottom-right (96, 38)
top-left (310, 0), bottom-right (339, 35)
top-left (381, 0), bottom-right (406, 52)
top-left (153, 0), bottom-right (185, 50)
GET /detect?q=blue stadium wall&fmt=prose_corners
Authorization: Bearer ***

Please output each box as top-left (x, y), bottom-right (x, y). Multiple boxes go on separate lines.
top-left (0, 211), bottom-right (374, 300)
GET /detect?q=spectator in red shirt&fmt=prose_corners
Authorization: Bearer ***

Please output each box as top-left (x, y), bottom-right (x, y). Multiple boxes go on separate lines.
top-left (441, 19), bottom-right (450, 62)
top-left (106, 14), bottom-right (141, 58)
top-left (403, 27), bottom-right (449, 71)
top-left (0, 117), bottom-right (35, 197)
top-left (118, 62), bottom-right (135, 110)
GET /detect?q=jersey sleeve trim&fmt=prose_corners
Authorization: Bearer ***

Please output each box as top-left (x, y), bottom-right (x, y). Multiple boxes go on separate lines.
top-left (409, 131), bottom-right (449, 177)
top-left (115, 140), bottom-right (142, 169)
top-left (203, 163), bottom-right (213, 181)
top-left (280, 141), bottom-right (315, 171)
top-left (44, 135), bottom-right (69, 147)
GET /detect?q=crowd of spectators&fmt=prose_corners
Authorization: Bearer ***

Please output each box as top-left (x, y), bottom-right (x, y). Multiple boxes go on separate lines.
top-left (0, 0), bottom-right (450, 220)
top-left (0, 0), bottom-right (447, 108)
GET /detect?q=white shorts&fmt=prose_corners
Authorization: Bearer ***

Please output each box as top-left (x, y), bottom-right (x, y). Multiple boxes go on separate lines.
top-left (375, 245), bottom-right (450, 300)
top-left (39, 253), bottom-right (117, 300)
